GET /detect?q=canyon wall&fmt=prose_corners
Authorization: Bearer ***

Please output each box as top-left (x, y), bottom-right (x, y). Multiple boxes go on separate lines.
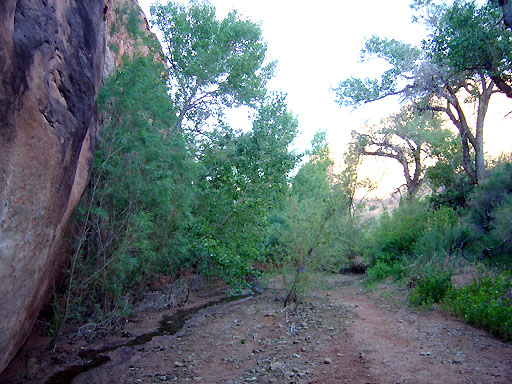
top-left (0, 0), bottom-right (106, 372)
top-left (0, 0), bottom-right (157, 372)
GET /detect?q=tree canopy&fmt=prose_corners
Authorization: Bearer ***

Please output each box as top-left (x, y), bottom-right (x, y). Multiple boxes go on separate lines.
top-left (335, 0), bottom-right (512, 185)
top-left (151, 1), bottom-right (275, 133)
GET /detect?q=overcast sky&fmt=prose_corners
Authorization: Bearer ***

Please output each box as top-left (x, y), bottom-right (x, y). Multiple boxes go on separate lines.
top-left (136, 0), bottom-right (512, 198)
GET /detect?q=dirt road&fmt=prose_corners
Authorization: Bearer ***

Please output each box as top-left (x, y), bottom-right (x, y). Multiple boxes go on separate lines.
top-left (1, 274), bottom-right (511, 383)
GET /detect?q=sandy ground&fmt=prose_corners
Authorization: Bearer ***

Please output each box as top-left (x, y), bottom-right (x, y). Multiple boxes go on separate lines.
top-left (1, 273), bottom-right (511, 384)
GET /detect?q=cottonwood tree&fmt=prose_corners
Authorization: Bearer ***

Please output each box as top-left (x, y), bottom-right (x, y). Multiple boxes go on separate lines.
top-left (151, 1), bottom-right (275, 133)
top-left (424, 1), bottom-right (512, 98)
top-left (350, 107), bottom-right (455, 202)
top-left (335, 0), bottom-right (512, 185)
top-left (193, 93), bottom-right (299, 285)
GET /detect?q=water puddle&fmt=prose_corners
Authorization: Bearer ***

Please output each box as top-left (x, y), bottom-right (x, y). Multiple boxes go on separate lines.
top-left (45, 294), bottom-right (251, 384)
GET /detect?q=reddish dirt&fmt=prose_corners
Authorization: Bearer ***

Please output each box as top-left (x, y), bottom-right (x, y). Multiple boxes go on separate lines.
top-left (1, 274), bottom-right (511, 384)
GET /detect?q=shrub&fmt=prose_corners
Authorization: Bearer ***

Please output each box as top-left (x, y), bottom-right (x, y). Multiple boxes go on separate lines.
top-left (463, 157), bottom-right (512, 263)
top-left (408, 270), bottom-right (453, 308)
top-left (366, 260), bottom-right (406, 283)
top-left (367, 201), bottom-right (429, 265)
top-left (413, 206), bottom-right (461, 259)
top-left (443, 272), bottom-right (512, 341)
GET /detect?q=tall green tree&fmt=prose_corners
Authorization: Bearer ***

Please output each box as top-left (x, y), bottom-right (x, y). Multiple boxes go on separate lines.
top-left (192, 93), bottom-right (299, 285)
top-left (150, 1), bottom-right (275, 133)
top-left (425, 1), bottom-right (512, 98)
top-left (65, 55), bottom-right (195, 325)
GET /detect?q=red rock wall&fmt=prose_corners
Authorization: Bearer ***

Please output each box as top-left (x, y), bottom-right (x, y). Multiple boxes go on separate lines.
top-left (0, 0), bottom-right (106, 372)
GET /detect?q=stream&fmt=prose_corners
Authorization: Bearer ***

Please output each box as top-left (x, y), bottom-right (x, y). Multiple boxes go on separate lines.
top-left (45, 294), bottom-right (252, 384)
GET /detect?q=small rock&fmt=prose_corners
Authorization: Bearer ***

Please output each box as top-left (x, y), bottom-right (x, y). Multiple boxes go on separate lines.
top-left (174, 361), bottom-right (184, 367)
top-left (324, 357), bottom-right (332, 364)
top-left (292, 353), bottom-right (300, 358)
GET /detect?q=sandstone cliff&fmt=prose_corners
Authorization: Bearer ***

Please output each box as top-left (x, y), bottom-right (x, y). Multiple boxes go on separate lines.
top-left (0, 0), bottom-right (161, 373)
top-left (0, 0), bottom-right (106, 372)
top-left (104, 0), bottom-right (159, 75)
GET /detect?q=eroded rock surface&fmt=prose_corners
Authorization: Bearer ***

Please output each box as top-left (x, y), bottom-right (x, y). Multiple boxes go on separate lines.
top-left (0, 0), bottom-right (105, 372)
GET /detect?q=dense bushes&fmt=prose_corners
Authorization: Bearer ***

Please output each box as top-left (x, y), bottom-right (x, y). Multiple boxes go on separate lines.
top-left (408, 270), bottom-right (453, 308)
top-left (66, 56), bottom-right (195, 321)
top-left (365, 158), bottom-right (512, 281)
top-left (53, 53), bottom-right (299, 331)
top-left (359, 159), bottom-right (512, 341)
top-left (366, 202), bottom-right (429, 265)
top-left (464, 158), bottom-right (512, 263)
top-left (444, 273), bottom-right (512, 341)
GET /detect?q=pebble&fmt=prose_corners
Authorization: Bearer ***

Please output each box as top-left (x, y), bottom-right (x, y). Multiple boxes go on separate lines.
top-left (174, 361), bottom-right (184, 367)
top-left (324, 357), bottom-right (332, 364)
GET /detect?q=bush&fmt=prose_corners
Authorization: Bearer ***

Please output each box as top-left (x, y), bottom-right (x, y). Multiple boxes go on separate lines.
top-left (367, 201), bottom-right (429, 265)
top-left (366, 260), bottom-right (405, 282)
top-left (413, 206), bottom-right (461, 259)
top-left (408, 270), bottom-right (453, 308)
top-left (443, 272), bottom-right (512, 341)
top-left (463, 157), bottom-right (512, 263)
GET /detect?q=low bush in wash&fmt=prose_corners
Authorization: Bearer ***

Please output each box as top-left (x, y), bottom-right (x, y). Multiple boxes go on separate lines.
top-left (443, 272), bottom-right (512, 341)
top-left (407, 269), bottom-right (453, 308)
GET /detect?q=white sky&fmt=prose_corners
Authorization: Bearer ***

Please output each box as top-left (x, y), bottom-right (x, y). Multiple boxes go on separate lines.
top-left (137, 0), bottom-right (512, 198)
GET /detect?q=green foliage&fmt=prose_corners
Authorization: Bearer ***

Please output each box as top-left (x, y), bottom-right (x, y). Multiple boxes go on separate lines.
top-left (443, 273), bottom-right (512, 340)
top-left (427, 146), bottom-right (474, 210)
top-left (366, 202), bottom-right (429, 265)
top-left (150, 1), bottom-right (275, 131)
top-left (408, 270), bottom-right (453, 308)
top-left (192, 93), bottom-right (299, 286)
top-left (69, 55), bottom-right (195, 320)
top-left (413, 206), bottom-right (462, 259)
top-left (426, 1), bottom-right (512, 95)
top-left (463, 157), bottom-right (512, 262)
top-left (366, 260), bottom-right (405, 283)
top-left (271, 132), bottom-right (350, 304)
top-left (334, 36), bottom-right (420, 107)
top-left (53, 0), bottom-right (300, 330)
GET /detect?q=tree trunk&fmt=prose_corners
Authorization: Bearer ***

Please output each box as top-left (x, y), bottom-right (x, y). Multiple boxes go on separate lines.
top-left (499, 0), bottom-right (512, 30)
top-left (474, 79), bottom-right (494, 182)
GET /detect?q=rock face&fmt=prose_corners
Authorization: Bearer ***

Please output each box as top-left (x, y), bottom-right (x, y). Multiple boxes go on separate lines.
top-left (0, 0), bottom-right (106, 372)
top-left (103, 0), bottom-right (159, 76)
